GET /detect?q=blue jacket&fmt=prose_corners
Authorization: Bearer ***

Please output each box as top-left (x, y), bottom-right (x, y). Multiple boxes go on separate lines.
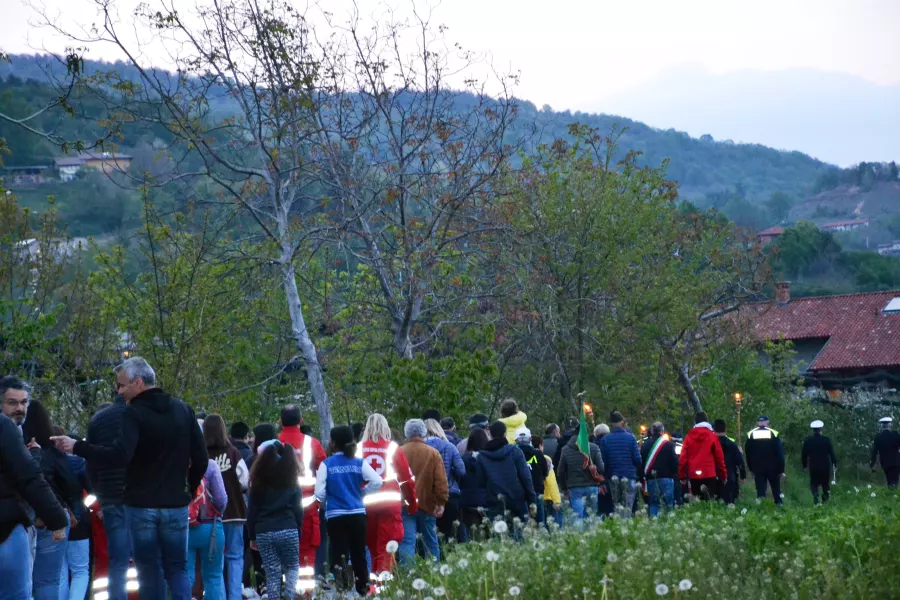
top-left (459, 452), bottom-right (487, 509)
top-left (475, 439), bottom-right (535, 517)
top-left (314, 452), bottom-right (382, 520)
top-left (599, 428), bottom-right (642, 480)
top-left (426, 437), bottom-right (466, 496)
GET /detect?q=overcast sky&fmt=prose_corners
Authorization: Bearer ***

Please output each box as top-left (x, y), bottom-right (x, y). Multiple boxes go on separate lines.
top-left (4, 0), bottom-right (899, 164)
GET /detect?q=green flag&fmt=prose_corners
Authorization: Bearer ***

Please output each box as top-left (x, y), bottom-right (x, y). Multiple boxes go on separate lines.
top-left (577, 404), bottom-right (590, 455)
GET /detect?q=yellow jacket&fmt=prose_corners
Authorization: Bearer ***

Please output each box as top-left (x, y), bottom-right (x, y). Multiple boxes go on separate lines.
top-left (543, 455), bottom-right (561, 505)
top-left (499, 411), bottom-right (528, 443)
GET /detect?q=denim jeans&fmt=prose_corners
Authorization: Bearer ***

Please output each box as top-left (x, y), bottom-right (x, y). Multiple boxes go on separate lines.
top-left (0, 524), bottom-right (32, 600)
top-left (646, 479), bottom-right (675, 517)
top-left (223, 523), bottom-right (244, 600)
top-left (187, 521), bottom-right (225, 599)
top-left (101, 503), bottom-right (132, 600)
top-left (125, 506), bottom-right (191, 600)
top-left (34, 517), bottom-right (70, 600)
top-left (568, 486), bottom-right (599, 522)
top-left (59, 538), bottom-right (91, 600)
top-left (399, 510), bottom-right (439, 565)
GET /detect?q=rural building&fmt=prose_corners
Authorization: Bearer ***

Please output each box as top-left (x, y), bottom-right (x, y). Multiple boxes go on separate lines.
top-left (1, 165), bottom-right (51, 186)
top-left (756, 225), bottom-right (784, 246)
top-left (53, 152), bottom-right (133, 180)
top-left (877, 241), bottom-right (900, 256)
top-left (821, 219), bottom-right (868, 232)
top-left (741, 283), bottom-right (900, 392)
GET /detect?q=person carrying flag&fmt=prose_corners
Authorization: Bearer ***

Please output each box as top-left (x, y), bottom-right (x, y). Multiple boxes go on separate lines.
top-left (557, 405), bottom-right (604, 522)
top-left (639, 422), bottom-right (678, 516)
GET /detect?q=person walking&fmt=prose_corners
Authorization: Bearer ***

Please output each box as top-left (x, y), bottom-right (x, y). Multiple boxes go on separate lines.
top-left (678, 412), bottom-right (726, 501)
top-left (441, 418), bottom-right (463, 447)
top-left (204, 415), bottom-right (248, 600)
top-left (552, 417), bottom-right (580, 469)
top-left (399, 419), bottom-right (448, 564)
top-left (278, 405), bottom-right (326, 592)
top-left (247, 439), bottom-right (303, 600)
top-left (542, 425), bottom-right (561, 465)
top-left (52, 357), bottom-right (208, 600)
top-left (359, 414), bottom-right (418, 577)
top-left (514, 427), bottom-right (549, 524)
top-left (802, 420), bottom-right (838, 504)
top-left (229, 422), bottom-right (253, 464)
top-left (640, 422), bottom-right (678, 516)
top-left (187, 457), bottom-right (228, 598)
top-left (497, 400), bottom-right (527, 444)
top-left (23, 401), bottom-right (80, 600)
top-left (315, 425), bottom-right (382, 597)
top-left (58, 426), bottom-right (92, 600)
top-left (456, 414), bottom-right (490, 454)
top-left (244, 423), bottom-right (277, 594)
top-left (870, 416), bottom-right (900, 488)
top-left (713, 419), bottom-right (746, 505)
top-left (745, 415), bottom-right (786, 504)
top-left (557, 416), bottom-right (604, 522)
top-left (0, 412), bottom-right (68, 600)
top-left (530, 435), bottom-right (561, 526)
top-left (424, 419), bottom-right (466, 544)
top-left (458, 429), bottom-right (489, 535)
top-left (476, 421), bottom-right (536, 525)
top-left (598, 412), bottom-right (642, 517)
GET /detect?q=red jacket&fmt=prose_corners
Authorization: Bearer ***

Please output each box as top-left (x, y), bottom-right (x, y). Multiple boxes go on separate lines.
top-left (360, 439), bottom-right (418, 515)
top-left (279, 426), bottom-right (327, 509)
top-left (678, 424), bottom-right (726, 481)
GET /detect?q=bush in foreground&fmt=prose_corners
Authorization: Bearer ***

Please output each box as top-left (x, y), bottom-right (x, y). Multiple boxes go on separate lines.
top-left (381, 487), bottom-right (899, 599)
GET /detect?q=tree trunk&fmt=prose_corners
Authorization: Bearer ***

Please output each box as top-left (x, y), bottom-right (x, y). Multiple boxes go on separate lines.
top-left (676, 363), bottom-right (703, 414)
top-left (280, 254), bottom-right (334, 442)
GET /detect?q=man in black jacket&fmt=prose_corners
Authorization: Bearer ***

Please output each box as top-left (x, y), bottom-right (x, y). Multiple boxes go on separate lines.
top-left (0, 413), bottom-right (68, 599)
top-left (514, 427), bottom-right (548, 522)
top-left (802, 420), bottom-right (837, 504)
top-left (870, 416), bottom-right (900, 488)
top-left (714, 419), bottom-right (746, 505)
top-left (229, 421), bottom-right (253, 463)
top-left (52, 357), bottom-right (208, 600)
top-left (85, 397), bottom-right (132, 600)
top-left (553, 417), bottom-right (579, 469)
top-left (640, 422), bottom-right (679, 516)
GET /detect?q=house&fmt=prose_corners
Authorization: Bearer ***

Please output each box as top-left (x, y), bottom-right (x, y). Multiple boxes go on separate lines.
top-left (741, 283), bottom-right (900, 391)
top-left (821, 219), bottom-right (868, 232)
top-left (1, 165), bottom-right (50, 186)
top-left (54, 152), bottom-right (133, 180)
top-left (877, 241), bottom-right (900, 257)
top-left (756, 226), bottom-right (784, 246)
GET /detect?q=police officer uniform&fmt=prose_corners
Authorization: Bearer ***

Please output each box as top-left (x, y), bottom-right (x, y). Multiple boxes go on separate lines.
top-left (745, 416), bottom-right (785, 504)
top-left (870, 416), bottom-right (900, 488)
top-left (801, 420), bottom-right (837, 504)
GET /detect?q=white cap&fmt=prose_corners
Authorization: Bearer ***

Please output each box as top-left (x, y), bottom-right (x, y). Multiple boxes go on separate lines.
top-left (515, 426), bottom-right (532, 441)
top-left (810, 420), bottom-right (824, 429)
top-left (879, 416), bottom-right (893, 423)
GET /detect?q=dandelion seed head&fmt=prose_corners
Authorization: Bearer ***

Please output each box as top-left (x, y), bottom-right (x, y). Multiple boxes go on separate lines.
top-left (440, 565), bottom-right (452, 576)
top-left (385, 540), bottom-right (399, 553)
top-left (486, 550), bottom-right (501, 562)
top-left (679, 579), bottom-right (693, 591)
top-left (493, 521), bottom-right (509, 534)
top-left (413, 579), bottom-right (427, 591)
top-left (871, 492), bottom-right (877, 498)
top-left (656, 583), bottom-right (669, 596)
top-left (457, 559), bottom-right (469, 569)
top-left (434, 587), bottom-right (446, 597)
top-left (508, 586), bottom-right (521, 596)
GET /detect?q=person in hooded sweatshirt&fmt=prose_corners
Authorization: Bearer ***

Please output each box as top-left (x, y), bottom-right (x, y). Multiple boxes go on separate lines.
top-left (475, 421), bottom-right (535, 523)
top-left (678, 412), bottom-right (726, 500)
top-left (497, 400), bottom-right (528, 444)
top-left (802, 420), bottom-right (838, 504)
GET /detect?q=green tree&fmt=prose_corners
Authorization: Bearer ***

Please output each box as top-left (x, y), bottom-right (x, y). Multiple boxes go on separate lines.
top-left (765, 191), bottom-right (793, 224)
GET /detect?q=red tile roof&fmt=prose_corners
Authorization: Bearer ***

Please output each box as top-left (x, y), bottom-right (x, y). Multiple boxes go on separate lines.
top-left (741, 290), bottom-right (900, 371)
top-left (757, 226), bottom-right (784, 236)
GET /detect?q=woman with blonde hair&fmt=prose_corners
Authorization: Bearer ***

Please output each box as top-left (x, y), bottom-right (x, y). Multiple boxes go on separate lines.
top-left (424, 418), bottom-right (466, 545)
top-left (359, 414), bottom-right (418, 575)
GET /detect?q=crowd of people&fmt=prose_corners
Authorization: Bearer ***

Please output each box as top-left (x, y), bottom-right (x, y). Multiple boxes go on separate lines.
top-left (1, 356), bottom-right (899, 600)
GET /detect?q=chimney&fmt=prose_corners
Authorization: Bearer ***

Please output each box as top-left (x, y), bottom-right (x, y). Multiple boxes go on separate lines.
top-left (775, 281), bottom-right (791, 305)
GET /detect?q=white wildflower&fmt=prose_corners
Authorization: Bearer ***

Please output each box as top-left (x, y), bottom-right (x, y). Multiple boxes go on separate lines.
top-left (434, 587), bottom-right (446, 597)
top-left (385, 540), bottom-right (399, 553)
top-left (601, 575), bottom-right (613, 585)
top-left (457, 559), bottom-right (469, 569)
top-left (486, 550), bottom-right (500, 563)
top-left (679, 579), bottom-right (693, 591)
top-left (412, 579), bottom-right (427, 591)
top-left (493, 521), bottom-right (509, 534)
top-left (867, 484), bottom-right (872, 489)
top-left (439, 565), bottom-right (452, 576)
top-left (740, 508), bottom-right (747, 515)
top-left (607, 552), bottom-right (618, 563)
top-left (871, 492), bottom-right (877, 498)
top-left (508, 586), bottom-right (521, 596)
top-left (831, 480), bottom-right (836, 485)
top-left (655, 583), bottom-right (669, 596)
top-left (378, 571), bottom-right (393, 582)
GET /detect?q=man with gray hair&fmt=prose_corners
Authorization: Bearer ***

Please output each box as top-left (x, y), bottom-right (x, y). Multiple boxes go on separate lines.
top-left (398, 419), bottom-right (448, 564)
top-left (52, 357), bottom-right (208, 600)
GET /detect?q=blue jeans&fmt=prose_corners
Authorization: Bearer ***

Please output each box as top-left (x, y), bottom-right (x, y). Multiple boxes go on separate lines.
top-left (34, 515), bottom-right (70, 600)
top-left (187, 521), bottom-right (225, 599)
top-left (223, 523), bottom-right (244, 600)
top-left (101, 503), bottom-right (132, 600)
top-left (646, 479), bottom-right (675, 517)
top-left (125, 506), bottom-right (191, 600)
top-left (568, 486), bottom-right (599, 522)
top-left (0, 525), bottom-right (32, 600)
top-left (60, 538), bottom-right (91, 600)
top-left (399, 510), bottom-right (439, 564)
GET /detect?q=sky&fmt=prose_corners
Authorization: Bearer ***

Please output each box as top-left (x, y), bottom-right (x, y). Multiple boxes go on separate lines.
top-left (4, 0), bottom-right (899, 164)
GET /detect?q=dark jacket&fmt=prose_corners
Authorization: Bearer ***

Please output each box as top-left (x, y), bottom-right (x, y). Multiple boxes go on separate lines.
top-left (0, 414), bottom-right (67, 543)
top-left (599, 428), bottom-right (642, 480)
top-left (639, 434), bottom-right (679, 480)
top-left (543, 436), bottom-right (560, 465)
top-left (459, 453), bottom-right (487, 510)
top-left (86, 397), bottom-right (128, 505)
top-left (516, 442), bottom-right (548, 495)
top-left (444, 431), bottom-right (463, 447)
top-left (65, 455), bottom-right (92, 541)
top-left (37, 446), bottom-right (81, 512)
top-left (557, 435), bottom-right (603, 491)
top-left (476, 439), bottom-right (535, 516)
top-left (74, 388), bottom-right (208, 508)
top-left (209, 445), bottom-right (247, 523)
top-left (232, 440), bottom-right (253, 464)
top-left (745, 427), bottom-right (785, 474)
top-left (718, 436), bottom-right (746, 483)
top-left (870, 430), bottom-right (900, 469)
top-left (552, 428), bottom-right (577, 469)
top-left (801, 433), bottom-right (837, 473)
top-left (247, 487), bottom-right (303, 540)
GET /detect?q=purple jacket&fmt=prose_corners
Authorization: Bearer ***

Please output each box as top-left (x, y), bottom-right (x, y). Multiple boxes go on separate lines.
top-left (426, 437), bottom-right (466, 496)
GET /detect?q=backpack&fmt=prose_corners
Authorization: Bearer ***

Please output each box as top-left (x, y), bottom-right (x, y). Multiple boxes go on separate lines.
top-left (188, 477), bottom-right (220, 526)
